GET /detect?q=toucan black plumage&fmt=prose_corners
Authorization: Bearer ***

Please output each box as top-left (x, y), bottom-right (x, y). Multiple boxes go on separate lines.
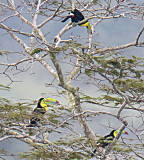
top-left (91, 129), bottom-right (128, 156)
top-left (27, 98), bottom-right (60, 127)
top-left (62, 9), bottom-right (92, 34)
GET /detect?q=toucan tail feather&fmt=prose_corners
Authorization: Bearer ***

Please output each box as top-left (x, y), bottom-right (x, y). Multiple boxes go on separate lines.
top-left (91, 149), bottom-right (97, 157)
top-left (87, 23), bottom-right (92, 34)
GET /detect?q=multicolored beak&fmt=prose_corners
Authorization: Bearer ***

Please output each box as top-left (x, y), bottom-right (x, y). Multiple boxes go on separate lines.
top-left (115, 129), bottom-right (129, 137)
top-left (121, 130), bottom-right (128, 135)
top-left (55, 100), bottom-right (60, 105)
top-left (61, 12), bottom-right (75, 23)
top-left (61, 16), bottom-right (71, 22)
top-left (44, 98), bottom-right (60, 105)
top-left (124, 131), bottom-right (128, 135)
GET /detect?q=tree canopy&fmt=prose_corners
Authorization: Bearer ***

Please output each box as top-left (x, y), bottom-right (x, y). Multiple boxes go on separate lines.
top-left (0, 0), bottom-right (144, 159)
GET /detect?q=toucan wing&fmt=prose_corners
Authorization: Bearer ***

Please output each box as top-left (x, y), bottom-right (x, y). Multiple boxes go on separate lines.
top-left (27, 107), bottom-right (46, 126)
top-left (74, 9), bottom-right (84, 21)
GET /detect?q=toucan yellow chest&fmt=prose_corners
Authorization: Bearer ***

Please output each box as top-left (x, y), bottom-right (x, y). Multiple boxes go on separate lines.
top-left (114, 131), bottom-right (119, 137)
top-left (114, 132), bottom-right (117, 137)
top-left (40, 101), bottom-right (48, 111)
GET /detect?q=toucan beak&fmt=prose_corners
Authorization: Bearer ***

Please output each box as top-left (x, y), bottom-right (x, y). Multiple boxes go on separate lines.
top-left (124, 131), bottom-right (128, 135)
top-left (56, 100), bottom-right (60, 105)
top-left (61, 16), bottom-right (71, 22)
top-left (45, 99), bottom-right (60, 105)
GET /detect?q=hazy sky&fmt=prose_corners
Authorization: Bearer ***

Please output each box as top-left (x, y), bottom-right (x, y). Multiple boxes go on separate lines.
top-left (0, 1), bottom-right (143, 159)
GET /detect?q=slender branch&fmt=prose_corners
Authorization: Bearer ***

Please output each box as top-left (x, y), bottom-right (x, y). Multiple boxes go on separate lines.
top-left (92, 41), bottom-right (144, 55)
top-left (7, 1), bottom-right (49, 46)
top-left (69, 0), bottom-right (75, 11)
top-left (34, 54), bottom-right (59, 80)
top-left (0, 2), bottom-right (13, 10)
top-left (31, 0), bottom-right (41, 47)
top-left (38, 0), bottom-right (63, 28)
top-left (117, 97), bottom-right (128, 118)
top-left (53, 22), bottom-right (72, 47)
top-left (136, 26), bottom-right (144, 45)
top-left (0, 23), bottom-right (34, 37)
top-left (8, 31), bottom-right (30, 53)
top-left (66, 58), bottom-right (81, 83)
top-left (0, 58), bottom-right (32, 66)
top-left (0, 123), bottom-right (74, 156)
top-left (0, 13), bottom-right (18, 23)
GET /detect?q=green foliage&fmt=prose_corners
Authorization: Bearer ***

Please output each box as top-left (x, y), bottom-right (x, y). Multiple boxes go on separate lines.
top-left (47, 112), bottom-right (60, 124)
top-left (92, 55), bottom-right (144, 95)
top-left (0, 1), bottom-right (143, 158)
top-left (0, 103), bottom-right (30, 123)
top-left (101, 59), bottom-right (121, 69)
top-left (20, 136), bottom-right (88, 160)
top-left (97, 67), bottom-right (106, 73)
top-left (113, 146), bottom-right (132, 153)
top-left (0, 50), bottom-right (9, 55)
top-left (30, 48), bottom-right (43, 55)
top-left (93, 0), bottom-right (98, 4)
top-left (81, 95), bottom-right (97, 101)
top-left (54, 136), bottom-right (89, 159)
top-left (84, 69), bottom-right (92, 76)
top-left (103, 95), bottom-right (123, 103)
top-left (0, 97), bottom-right (10, 106)
top-left (0, 84), bottom-right (10, 90)
top-left (114, 78), bottom-right (144, 93)
top-left (60, 42), bottom-right (82, 52)
top-left (47, 0), bottom-right (59, 5)
top-left (0, 149), bottom-right (8, 156)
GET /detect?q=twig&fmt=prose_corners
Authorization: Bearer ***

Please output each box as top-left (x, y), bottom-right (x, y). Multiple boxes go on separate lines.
top-left (38, 0), bottom-right (63, 28)
top-left (136, 26), bottom-right (144, 45)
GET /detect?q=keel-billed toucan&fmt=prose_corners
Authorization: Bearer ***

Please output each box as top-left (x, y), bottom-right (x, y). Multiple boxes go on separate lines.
top-left (62, 9), bottom-right (92, 34)
top-left (91, 129), bottom-right (128, 156)
top-left (28, 98), bottom-right (60, 127)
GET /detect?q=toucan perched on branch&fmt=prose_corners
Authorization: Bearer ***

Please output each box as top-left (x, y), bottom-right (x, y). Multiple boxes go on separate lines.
top-left (91, 129), bottom-right (128, 156)
top-left (62, 9), bottom-right (92, 34)
top-left (27, 98), bottom-right (60, 127)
